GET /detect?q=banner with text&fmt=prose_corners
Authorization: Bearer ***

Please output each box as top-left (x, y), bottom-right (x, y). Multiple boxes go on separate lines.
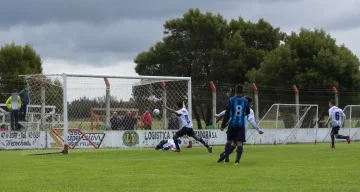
top-left (0, 131), bottom-right (46, 149)
top-left (120, 130), bottom-right (227, 148)
top-left (48, 128), bottom-right (106, 149)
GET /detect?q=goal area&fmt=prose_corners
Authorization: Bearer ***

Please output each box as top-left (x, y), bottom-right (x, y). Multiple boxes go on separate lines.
top-left (247, 104), bottom-right (319, 145)
top-left (19, 73), bottom-right (191, 154)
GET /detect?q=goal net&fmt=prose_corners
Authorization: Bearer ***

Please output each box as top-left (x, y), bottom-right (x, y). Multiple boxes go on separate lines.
top-left (248, 104), bottom-right (318, 144)
top-left (16, 74), bottom-right (190, 154)
top-left (343, 105), bottom-right (360, 141)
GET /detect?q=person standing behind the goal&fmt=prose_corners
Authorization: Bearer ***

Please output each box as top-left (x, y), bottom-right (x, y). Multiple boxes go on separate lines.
top-left (218, 84), bottom-right (250, 165)
top-left (325, 100), bottom-right (350, 148)
top-left (162, 101), bottom-right (212, 153)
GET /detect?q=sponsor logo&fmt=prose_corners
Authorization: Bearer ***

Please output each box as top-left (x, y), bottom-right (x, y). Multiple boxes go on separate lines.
top-left (122, 130), bottom-right (139, 147)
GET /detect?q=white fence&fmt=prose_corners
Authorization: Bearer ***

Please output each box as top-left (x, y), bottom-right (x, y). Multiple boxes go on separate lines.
top-left (1, 128), bottom-right (359, 150)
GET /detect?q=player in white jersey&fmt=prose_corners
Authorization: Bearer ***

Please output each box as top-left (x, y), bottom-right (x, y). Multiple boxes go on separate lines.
top-left (163, 101), bottom-right (212, 153)
top-left (155, 139), bottom-right (181, 151)
top-left (324, 100), bottom-right (350, 148)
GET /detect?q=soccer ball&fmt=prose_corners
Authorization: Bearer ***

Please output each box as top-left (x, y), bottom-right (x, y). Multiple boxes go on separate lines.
top-left (153, 109), bottom-right (160, 115)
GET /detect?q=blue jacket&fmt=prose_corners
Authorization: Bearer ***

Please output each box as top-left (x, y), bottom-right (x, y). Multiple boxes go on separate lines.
top-left (18, 89), bottom-right (29, 104)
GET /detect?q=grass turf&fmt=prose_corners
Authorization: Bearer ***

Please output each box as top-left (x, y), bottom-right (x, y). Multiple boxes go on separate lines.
top-left (0, 143), bottom-right (359, 192)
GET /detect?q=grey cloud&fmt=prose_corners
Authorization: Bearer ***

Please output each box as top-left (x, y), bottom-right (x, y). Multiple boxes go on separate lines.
top-left (0, 0), bottom-right (359, 67)
top-left (0, 20), bottom-right (164, 64)
top-left (0, 0), bottom-right (237, 28)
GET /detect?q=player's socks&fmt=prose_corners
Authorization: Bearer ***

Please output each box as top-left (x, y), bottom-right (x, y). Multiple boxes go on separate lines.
top-left (217, 143), bottom-right (231, 162)
top-left (235, 146), bottom-right (243, 163)
top-left (174, 139), bottom-right (181, 150)
top-left (223, 142), bottom-right (231, 156)
top-left (346, 136), bottom-right (351, 144)
top-left (198, 138), bottom-right (212, 153)
top-left (226, 145), bottom-right (236, 161)
top-left (335, 135), bottom-right (351, 144)
top-left (224, 144), bottom-right (235, 160)
top-left (331, 135), bottom-right (335, 147)
top-left (198, 138), bottom-right (209, 148)
top-left (336, 135), bottom-right (347, 139)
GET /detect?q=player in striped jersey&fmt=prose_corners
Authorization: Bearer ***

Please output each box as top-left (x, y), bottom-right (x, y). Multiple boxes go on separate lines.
top-left (217, 85), bottom-right (250, 165)
top-left (217, 96), bottom-right (263, 162)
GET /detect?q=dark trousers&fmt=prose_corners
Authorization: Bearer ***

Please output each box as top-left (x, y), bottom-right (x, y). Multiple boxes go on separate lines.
top-left (10, 109), bottom-right (19, 131)
top-left (20, 104), bottom-right (27, 121)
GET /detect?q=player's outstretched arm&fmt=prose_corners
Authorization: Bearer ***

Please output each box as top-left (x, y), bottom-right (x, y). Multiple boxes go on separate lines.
top-left (248, 119), bottom-right (263, 134)
top-left (216, 110), bottom-right (226, 118)
top-left (162, 105), bottom-right (178, 114)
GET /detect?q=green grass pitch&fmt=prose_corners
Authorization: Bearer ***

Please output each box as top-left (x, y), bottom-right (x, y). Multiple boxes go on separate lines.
top-left (1, 143), bottom-right (359, 192)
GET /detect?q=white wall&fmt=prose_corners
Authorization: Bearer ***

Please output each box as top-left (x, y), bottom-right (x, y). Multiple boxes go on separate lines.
top-left (1, 128), bottom-right (359, 150)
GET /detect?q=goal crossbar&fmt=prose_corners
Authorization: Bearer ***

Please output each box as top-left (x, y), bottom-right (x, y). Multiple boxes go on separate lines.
top-left (20, 73), bottom-right (191, 81)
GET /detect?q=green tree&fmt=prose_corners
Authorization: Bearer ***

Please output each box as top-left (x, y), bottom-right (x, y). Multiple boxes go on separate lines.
top-left (0, 43), bottom-right (43, 102)
top-left (247, 28), bottom-right (360, 125)
top-left (247, 28), bottom-right (360, 88)
top-left (134, 8), bottom-right (284, 128)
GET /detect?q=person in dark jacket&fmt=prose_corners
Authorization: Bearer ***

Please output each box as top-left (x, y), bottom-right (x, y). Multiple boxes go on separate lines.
top-left (122, 111), bottom-right (137, 130)
top-left (110, 112), bottom-right (121, 130)
top-left (18, 88), bottom-right (29, 121)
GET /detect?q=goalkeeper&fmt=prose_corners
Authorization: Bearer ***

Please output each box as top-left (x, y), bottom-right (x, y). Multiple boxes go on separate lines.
top-left (155, 139), bottom-right (182, 151)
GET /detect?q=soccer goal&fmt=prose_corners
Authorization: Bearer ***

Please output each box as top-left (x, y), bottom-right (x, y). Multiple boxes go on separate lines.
top-left (248, 104), bottom-right (318, 145)
top-left (17, 73), bottom-right (191, 154)
top-left (343, 105), bottom-right (360, 141)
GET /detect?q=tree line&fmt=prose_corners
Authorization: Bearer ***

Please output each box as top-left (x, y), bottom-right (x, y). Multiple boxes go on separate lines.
top-left (134, 8), bottom-right (360, 128)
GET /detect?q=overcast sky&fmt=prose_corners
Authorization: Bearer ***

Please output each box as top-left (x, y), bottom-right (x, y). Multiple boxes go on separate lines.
top-left (1, 0), bottom-right (359, 77)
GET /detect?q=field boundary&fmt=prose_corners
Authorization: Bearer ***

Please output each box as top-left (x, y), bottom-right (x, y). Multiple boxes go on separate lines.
top-left (1, 128), bottom-right (359, 150)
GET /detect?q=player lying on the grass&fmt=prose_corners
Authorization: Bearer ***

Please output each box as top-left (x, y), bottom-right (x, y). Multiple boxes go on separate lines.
top-left (155, 139), bottom-right (182, 151)
top-left (218, 96), bottom-right (264, 160)
top-left (324, 100), bottom-right (350, 148)
top-left (217, 84), bottom-right (249, 165)
top-left (162, 101), bottom-right (212, 153)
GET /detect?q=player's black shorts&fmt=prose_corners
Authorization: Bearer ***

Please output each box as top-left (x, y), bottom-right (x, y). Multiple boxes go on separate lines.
top-left (175, 127), bottom-right (196, 137)
top-left (331, 126), bottom-right (340, 135)
top-left (227, 126), bottom-right (246, 142)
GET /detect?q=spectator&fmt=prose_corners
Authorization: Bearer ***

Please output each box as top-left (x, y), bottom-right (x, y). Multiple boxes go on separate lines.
top-left (1, 124), bottom-right (7, 131)
top-left (141, 110), bottom-right (152, 130)
top-left (110, 112), bottom-right (121, 130)
top-left (168, 113), bottom-right (180, 130)
top-left (5, 89), bottom-right (22, 131)
top-left (122, 111), bottom-right (137, 130)
top-left (18, 88), bottom-right (29, 121)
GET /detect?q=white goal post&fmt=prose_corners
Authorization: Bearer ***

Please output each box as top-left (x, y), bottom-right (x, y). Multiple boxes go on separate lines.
top-left (20, 73), bottom-right (192, 154)
top-left (342, 105), bottom-right (360, 140)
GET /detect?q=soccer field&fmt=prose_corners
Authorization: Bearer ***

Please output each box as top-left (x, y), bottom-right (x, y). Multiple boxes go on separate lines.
top-left (1, 143), bottom-right (359, 192)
